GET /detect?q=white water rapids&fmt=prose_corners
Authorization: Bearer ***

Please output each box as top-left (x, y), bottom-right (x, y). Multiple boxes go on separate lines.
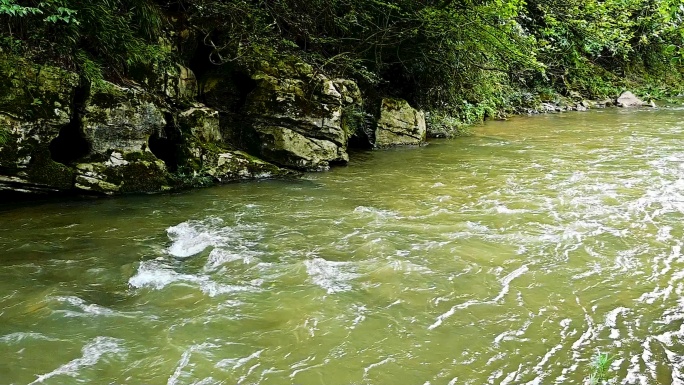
top-left (1, 107), bottom-right (684, 384)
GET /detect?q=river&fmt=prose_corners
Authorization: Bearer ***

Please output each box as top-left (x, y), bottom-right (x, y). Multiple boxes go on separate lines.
top-left (2, 107), bottom-right (684, 384)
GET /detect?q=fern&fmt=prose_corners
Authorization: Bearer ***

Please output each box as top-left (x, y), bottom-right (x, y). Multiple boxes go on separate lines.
top-left (0, 128), bottom-right (10, 146)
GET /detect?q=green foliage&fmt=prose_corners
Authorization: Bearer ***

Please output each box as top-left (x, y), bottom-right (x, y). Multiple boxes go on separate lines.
top-left (187, 0), bottom-right (682, 126)
top-left (0, 0), bottom-right (168, 84)
top-left (75, 50), bottom-right (105, 87)
top-left (521, 0), bottom-right (683, 96)
top-left (0, 0), bottom-right (78, 23)
top-left (189, 0), bottom-right (541, 110)
top-left (0, 0), bottom-right (41, 17)
top-left (425, 113), bottom-right (473, 138)
top-left (341, 104), bottom-right (368, 138)
top-left (588, 351), bottom-right (616, 385)
top-left (0, 128), bottom-right (10, 146)
top-left (0, 0), bottom-right (682, 124)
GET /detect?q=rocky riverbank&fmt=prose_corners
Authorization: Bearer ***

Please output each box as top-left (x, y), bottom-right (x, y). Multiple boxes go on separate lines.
top-left (0, 52), bottom-right (656, 197)
top-left (0, 53), bottom-right (430, 196)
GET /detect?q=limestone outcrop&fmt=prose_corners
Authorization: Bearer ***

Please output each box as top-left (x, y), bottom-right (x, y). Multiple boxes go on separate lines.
top-left (82, 84), bottom-right (167, 156)
top-left (0, 53), bottom-right (428, 197)
top-left (374, 98), bottom-right (426, 147)
top-left (0, 54), bottom-right (289, 196)
top-left (174, 105), bottom-right (288, 184)
top-left (239, 59), bottom-right (363, 171)
top-left (72, 83), bottom-right (171, 194)
top-left (0, 56), bottom-right (79, 193)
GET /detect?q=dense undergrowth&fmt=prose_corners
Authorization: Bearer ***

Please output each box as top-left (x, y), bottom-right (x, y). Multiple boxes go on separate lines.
top-left (1, 0), bottom-right (683, 135)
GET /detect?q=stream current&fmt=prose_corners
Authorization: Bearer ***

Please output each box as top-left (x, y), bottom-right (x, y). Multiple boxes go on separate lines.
top-left (2, 107), bottom-right (684, 384)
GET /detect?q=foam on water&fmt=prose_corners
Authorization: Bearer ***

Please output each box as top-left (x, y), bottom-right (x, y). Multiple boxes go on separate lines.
top-left (28, 337), bottom-right (125, 384)
top-left (204, 247), bottom-right (260, 272)
top-left (166, 217), bottom-right (262, 259)
top-left (167, 343), bottom-right (220, 385)
top-left (304, 257), bottom-right (360, 294)
top-left (0, 332), bottom-right (58, 344)
top-left (129, 260), bottom-right (258, 296)
top-left (353, 206), bottom-right (401, 220)
top-left (429, 265), bottom-right (528, 330)
top-left (51, 296), bottom-right (119, 317)
top-left (216, 349), bottom-right (264, 370)
top-left (166, 218), bottom-right (225, 258)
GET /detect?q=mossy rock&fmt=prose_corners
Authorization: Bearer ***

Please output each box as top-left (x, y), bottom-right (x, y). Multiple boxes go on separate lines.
top-left (374, 98), bottom-right (426, 148)
top-left (23, 147), bottom-right (74, 189)
top-left (178, 106), bottom-right (221, 143)
top-left (201, 149), bottom-right (289, 182)
top-left (0, 56), bottom-right (80, 193)
top-left (82, 82), bottom-right (166, 156)
top-left (74, 152), bottom-right (171, 195)
top-left (254, 126), bottom-right (348, 171)
top-left (0, 54), bottom-right (79, 122)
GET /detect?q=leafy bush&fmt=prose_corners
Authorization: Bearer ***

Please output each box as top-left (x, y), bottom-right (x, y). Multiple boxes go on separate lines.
top-left (0, 0), bottom-right (168, 83)
top-left (0, 0), bottom-right (681, 123)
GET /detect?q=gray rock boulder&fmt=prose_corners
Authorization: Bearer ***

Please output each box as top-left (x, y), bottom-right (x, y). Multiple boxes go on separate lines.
top-left (135, 61), bottom-right (198, 101)
top-left (0, 55), bottom-right (79, 193)
top-left (541, 102), bottom-right (557, 112)
top-left (173, 104), bottom-right (288, 184)
top-left (73, 82), bottom-right (173, 194)
top-left (162, 64), bottom-right (198, 100)
top-left (178, 105), bottom-right (222, 143)
top-left (616, 91), bottom-right (644, 108)
top-left (74, 152), bottom-right (169, 194)
top-left (239, 57), bottom-right (363, 170)
top-left (374, 98), bottom-right (426, 147)
top-left (256, 125), bottom-right (348, 170)
top-left (82, 83), bottom-right (167, 156)
top-left (202, 150), bottom-right (287, 182)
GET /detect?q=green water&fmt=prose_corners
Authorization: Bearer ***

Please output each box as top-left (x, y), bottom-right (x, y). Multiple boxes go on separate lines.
top-left (2, 107), bottom-right (684, 385)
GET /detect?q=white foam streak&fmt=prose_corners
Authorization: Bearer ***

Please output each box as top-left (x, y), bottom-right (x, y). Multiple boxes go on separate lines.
top-left (166, 217), bottom-right (262, 261)
top-left (363, 356), bottom-right (395, 377)
top-left (129, 260), bottom-right (257, 296)
top-left (0, 332), bottom-right (57, 344)
top-left (429, 265), bottom-right (528, 330)
top-left (52, 296), bottom-right (119, 317)
top-left (305, 258), bottom-right (359, 293)
top-left (492, 265), bottom-right (529, 302)
top-left (216, 350), bottom-right (264, 370)
top-left (353, 206), bottom-right (400, 220)
top-left (167, 343), bottom-right (219, 385)
top-left (167, 218), bottom-right (224, 258)
top-left (29, 337), bottom-right (124, 384)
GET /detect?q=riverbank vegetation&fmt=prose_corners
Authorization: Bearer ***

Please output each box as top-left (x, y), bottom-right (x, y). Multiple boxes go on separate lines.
top-left (1, 0), bottom-right (683, 131)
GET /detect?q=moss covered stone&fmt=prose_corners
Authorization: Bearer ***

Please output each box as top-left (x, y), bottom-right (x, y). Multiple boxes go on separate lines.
top-left (82, 82), bottom-right (166, 156)
top-left (237, 57), bottom-right (362, 170)
top-left (75, 152), bottom-right (170, 195)
top-left (178, 106), bottom-right (222, 143)
top-left (374, 98), bottom-right (426, 148)
top-left (0, 54), bottom-right (79, 122)
top-left (256, 126), bottom-right (348, 171)
top-left (202, 149), bottom-right (289, 182)
top-left (0, 55), bottom-right (80, 193)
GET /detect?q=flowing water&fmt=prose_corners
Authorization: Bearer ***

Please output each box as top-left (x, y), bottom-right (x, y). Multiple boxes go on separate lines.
top-left (2, 107), bottom-right (684, 385)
